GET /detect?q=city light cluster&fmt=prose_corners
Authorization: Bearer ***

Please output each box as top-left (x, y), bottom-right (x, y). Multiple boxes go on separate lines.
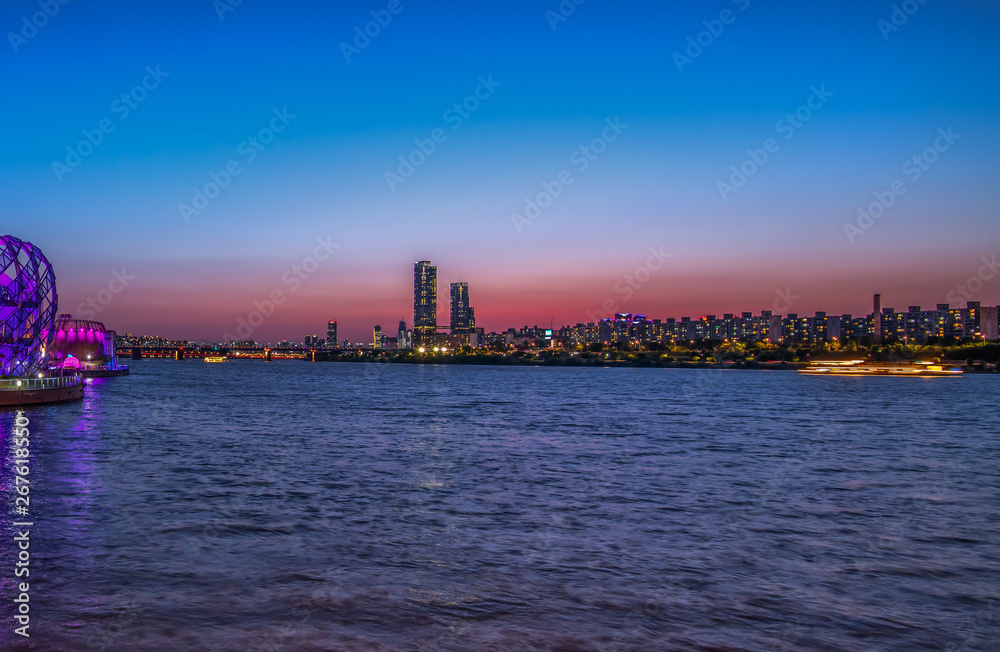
top-left (117, 275), bottom-right (998, 352)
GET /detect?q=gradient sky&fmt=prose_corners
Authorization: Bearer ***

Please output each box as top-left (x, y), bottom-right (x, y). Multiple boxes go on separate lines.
top-left (2, 0), bottom-right (999, 343)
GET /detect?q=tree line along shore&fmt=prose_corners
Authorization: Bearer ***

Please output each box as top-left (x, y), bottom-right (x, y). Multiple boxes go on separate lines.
top-left (311, 342), bottom-right (1000, 372)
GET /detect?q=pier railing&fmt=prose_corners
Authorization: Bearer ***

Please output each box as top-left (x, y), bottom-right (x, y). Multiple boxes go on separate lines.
top-left (0, 376), bottom-right (84, 391)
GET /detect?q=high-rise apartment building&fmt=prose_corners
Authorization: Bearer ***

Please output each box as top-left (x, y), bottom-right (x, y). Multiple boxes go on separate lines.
top-left (873, 293), bottom-right (882, 344)
top-left (414, 261), bottom-right (437, 343)
top-left (450, 282), bottom-right (476, 334)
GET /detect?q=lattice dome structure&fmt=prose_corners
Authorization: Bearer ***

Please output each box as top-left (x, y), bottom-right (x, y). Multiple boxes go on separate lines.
top-left (1, 235), bottom-right (58, 377)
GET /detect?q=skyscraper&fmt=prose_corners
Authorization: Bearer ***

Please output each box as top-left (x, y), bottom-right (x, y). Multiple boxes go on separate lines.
top-left (414, 261), bottom-right (437, 344)
top-left (326, 320), bottom-right (338, 349)
top-left (450, 282), bottom-right (476, 334)
top-left (373, 324), bottom-right (383, 349)
top-left (398, 319), bottom-right (410, 349)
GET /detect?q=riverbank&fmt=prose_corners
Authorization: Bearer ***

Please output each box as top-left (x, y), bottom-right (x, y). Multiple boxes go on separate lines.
top-left (313, 351), bottom-right (801, 370)
top-left (310, 342), bottom-right (1000, 372)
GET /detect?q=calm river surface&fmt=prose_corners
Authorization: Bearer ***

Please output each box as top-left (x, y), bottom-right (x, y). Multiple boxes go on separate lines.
top-left (2, 361), bottom-right (998, 651)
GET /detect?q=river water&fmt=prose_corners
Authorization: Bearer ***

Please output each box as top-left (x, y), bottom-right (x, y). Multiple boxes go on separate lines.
top-left (1, 361), bottom-right (998, 651)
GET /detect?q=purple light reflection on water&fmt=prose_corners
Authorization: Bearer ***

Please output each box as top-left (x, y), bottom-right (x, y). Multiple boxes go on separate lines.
top-left (0, 384), bottom-right (112, 650)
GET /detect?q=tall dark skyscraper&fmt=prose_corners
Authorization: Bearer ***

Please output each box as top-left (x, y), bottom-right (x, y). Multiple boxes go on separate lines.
top-left (450, 282), bottom-right (475, 334)
top-left (414, 261), bottom-right (437, 343)
top-left (326, 320), bottom-right (338, 349)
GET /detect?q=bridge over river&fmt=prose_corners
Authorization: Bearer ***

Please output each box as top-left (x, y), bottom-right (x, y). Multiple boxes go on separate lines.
top-left (129, 347), bottom-right (379, 361)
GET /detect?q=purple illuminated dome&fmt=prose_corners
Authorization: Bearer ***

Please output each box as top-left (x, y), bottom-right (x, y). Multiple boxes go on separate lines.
top-left (1, 235), bottom-right (58, 377)
top-left (49, 316), bottom-right (111, 368)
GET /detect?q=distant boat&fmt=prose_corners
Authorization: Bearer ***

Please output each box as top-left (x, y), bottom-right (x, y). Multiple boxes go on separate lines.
top-left (204, 356), bottom-right (228, 363)
top-left (800, 360), bottom-right (962, 376)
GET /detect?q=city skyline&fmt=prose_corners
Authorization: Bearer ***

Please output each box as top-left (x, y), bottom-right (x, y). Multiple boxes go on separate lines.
top-left (5, 4), bottom-right (999, 649)
top-left (5, 1), bottom-right (999, 343)
top-left (109, 265), bottom-right (998, 347)
top-left (35, 244), bottom-right (1000, 343)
